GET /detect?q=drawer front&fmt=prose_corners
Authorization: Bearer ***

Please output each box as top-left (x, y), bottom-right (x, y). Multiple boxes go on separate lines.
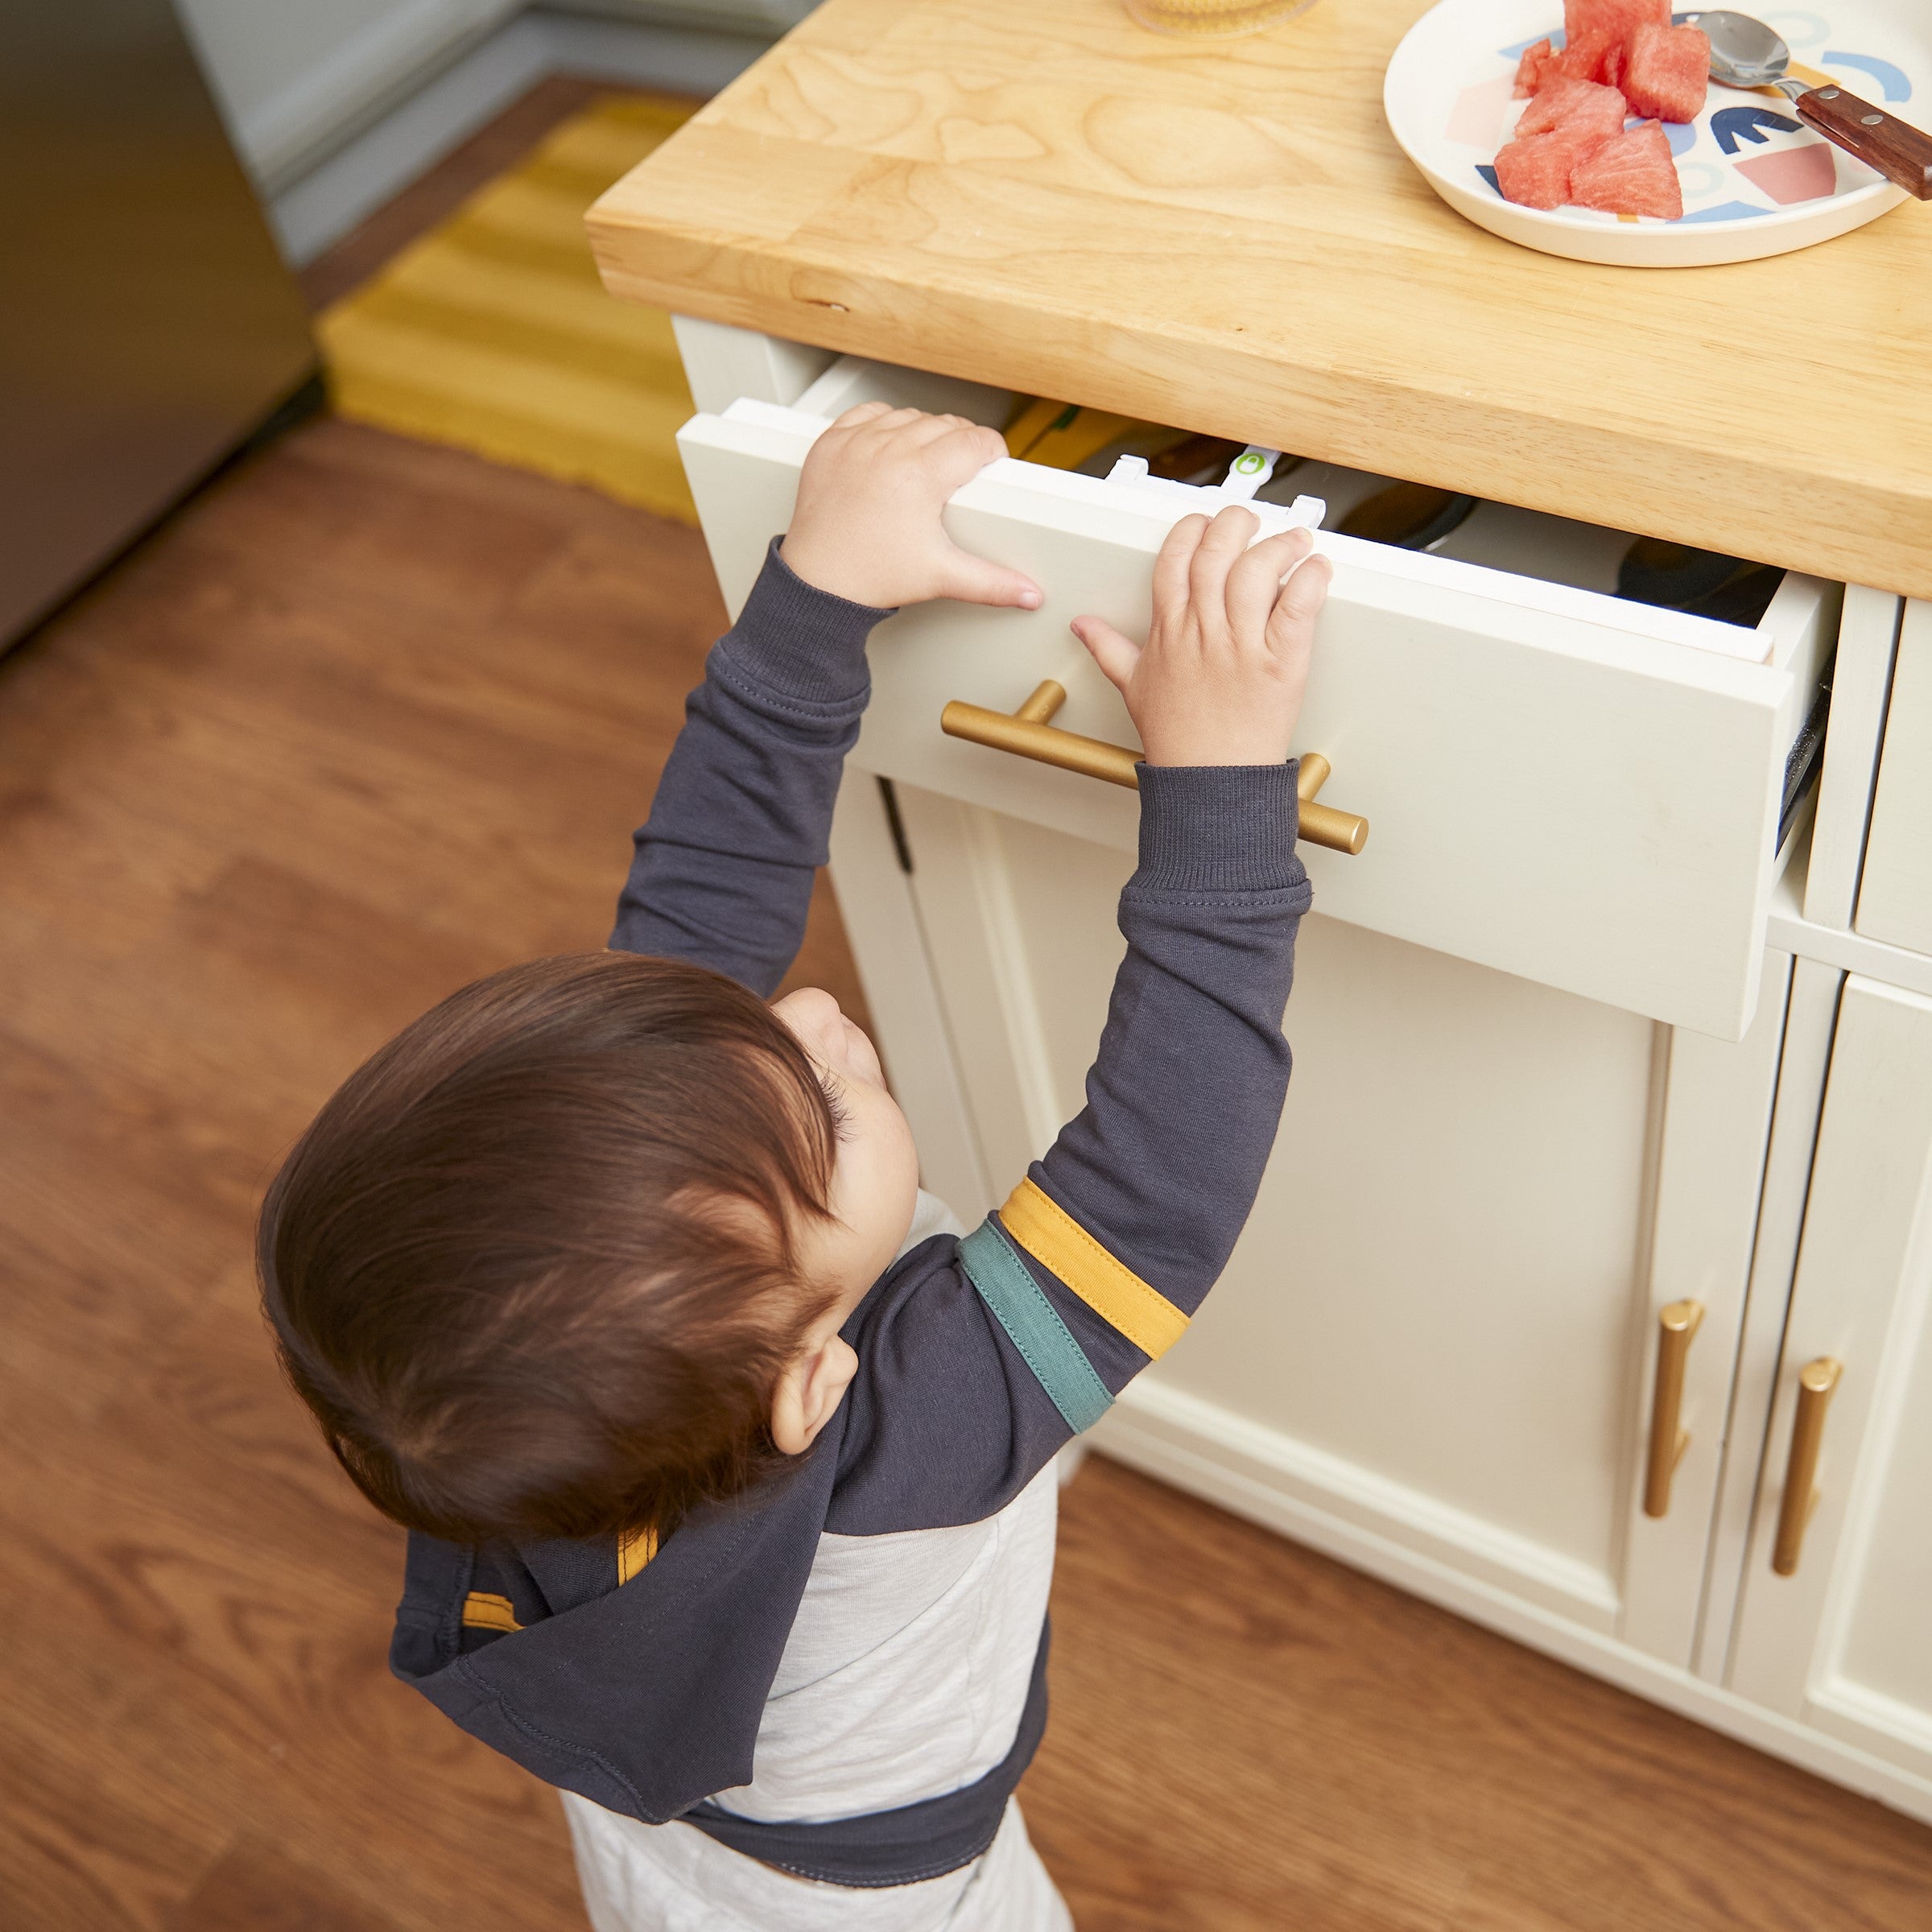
top-left (679, 402), bottom-right (1834, 1038)
top-left (1855, 599), bottom-right (1932, 957)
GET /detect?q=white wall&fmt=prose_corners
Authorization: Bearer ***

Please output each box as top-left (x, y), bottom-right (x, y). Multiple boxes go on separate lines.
top-left (176, 0), bottom-right (523, 189)
top-left (175, 1), bottom-right (815, 193)
top-left (251, 7), bottom-right (781, 265)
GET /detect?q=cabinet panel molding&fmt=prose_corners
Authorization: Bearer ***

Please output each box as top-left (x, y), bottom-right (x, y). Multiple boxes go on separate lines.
top-left (1619, 953), bottom-right (1793, 1666)
top-left (1096, 1381), bottom-right (1932, 1824)
top-left (1695, 956), bottom-right (1845, 1681)
top-left (1854, 599), bottom-right (1932, 956)
top-left (827, 778), bottom-right (992, 1222)
top-left (1101, 1377), bottom-right (1618, 1627)
top-left (1803, 585), bottom-right (1904, 928)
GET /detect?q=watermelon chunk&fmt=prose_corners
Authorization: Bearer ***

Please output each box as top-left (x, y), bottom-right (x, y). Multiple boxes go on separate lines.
top-left (1623, 21), bottom-right (1711, 122)
top-left (1563, 0), bottom-right (1668, 43)
top-left (1515, 76), bottom-right (1629, 141)
top-left (1552, 26), bottom-right (1634, 89)
top-left (1513, 36), bottom-right (1558, 97)
top-left (1495, 126), bottom-right (1616, 210)
top-left (1569, 119), bottom-right (1684, 217)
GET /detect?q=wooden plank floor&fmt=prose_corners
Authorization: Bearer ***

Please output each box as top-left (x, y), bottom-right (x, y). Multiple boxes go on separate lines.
top-left (3, 415), bottom-right (1930, 1932)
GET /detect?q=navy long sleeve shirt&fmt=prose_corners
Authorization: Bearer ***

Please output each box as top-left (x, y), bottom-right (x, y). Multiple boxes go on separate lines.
top-left (390, 540), bottom-right (1311, 1880)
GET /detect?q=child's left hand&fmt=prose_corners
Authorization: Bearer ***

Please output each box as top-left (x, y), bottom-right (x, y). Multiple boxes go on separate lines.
top-left (780, 404), bottom-right (1043, 613)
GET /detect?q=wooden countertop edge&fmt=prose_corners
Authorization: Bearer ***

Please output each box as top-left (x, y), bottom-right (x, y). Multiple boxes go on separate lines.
top-left (589, 217), bottom-right (1932, 603)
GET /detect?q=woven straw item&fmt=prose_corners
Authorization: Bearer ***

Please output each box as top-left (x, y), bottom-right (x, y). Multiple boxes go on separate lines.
top-left (1124, 0), bottom-right (1315, 35)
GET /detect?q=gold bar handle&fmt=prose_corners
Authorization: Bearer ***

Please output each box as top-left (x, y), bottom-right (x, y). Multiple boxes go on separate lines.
top-left (1772, 1357), bottom-right (1843, 1577)
top-left (1642, 1299), bottom-right (1705, 1519)
top-left (939, 680), bottom-right (1369, 856)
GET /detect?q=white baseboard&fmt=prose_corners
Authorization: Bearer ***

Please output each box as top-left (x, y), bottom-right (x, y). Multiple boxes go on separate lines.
top-left (1092, 1380), bottom-right (1932, 1827)
top-left (541, 10), bottom-right (776, 94)
top-left (270, 11), bottom-right (769, 268)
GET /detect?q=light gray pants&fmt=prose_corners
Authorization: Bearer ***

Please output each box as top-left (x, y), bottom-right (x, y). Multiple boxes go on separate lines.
top-left (563, 1794), bottom-right (1074, 1932)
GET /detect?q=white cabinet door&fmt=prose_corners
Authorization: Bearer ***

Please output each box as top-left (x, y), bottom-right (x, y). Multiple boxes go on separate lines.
top-left (679, 389), bottom-right (1833, 1038)
top-left (1727, 976), bottom-right (1932, 1790)
top-left (831, 777), bottom-right (1790, 1662)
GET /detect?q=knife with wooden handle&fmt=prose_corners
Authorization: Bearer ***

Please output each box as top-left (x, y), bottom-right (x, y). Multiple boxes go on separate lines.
top-left (1791, 85), bottom-right (1932, 200)
top-left (1696, 10), bottom-right (1932, 201)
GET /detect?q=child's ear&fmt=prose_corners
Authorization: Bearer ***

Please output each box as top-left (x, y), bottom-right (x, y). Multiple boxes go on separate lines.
top-left (770, 1334), bottom-right (859, 1455)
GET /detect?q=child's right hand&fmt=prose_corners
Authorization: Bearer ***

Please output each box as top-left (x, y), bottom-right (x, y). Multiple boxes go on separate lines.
top-left (780, 404), bottom-right (1043, 613)
top-left (1071, 508), bottom-right (1331, 769)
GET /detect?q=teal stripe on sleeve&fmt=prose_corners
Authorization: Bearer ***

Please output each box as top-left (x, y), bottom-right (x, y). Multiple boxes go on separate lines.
top-left (957, 1219), bottom-right (1113, 1435)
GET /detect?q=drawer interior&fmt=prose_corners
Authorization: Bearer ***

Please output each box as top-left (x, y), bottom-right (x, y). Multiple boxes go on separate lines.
top-left (793, 356), bottom-right (1792, 661)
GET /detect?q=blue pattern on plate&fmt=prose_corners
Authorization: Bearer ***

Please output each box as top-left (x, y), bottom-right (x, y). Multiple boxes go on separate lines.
top-left (1711, 105), bottom-right (1803, 153)
top-left (1676, 199), bottom-right (1775, 222)
top-left (1821, 52), bottom-right (1912, 100)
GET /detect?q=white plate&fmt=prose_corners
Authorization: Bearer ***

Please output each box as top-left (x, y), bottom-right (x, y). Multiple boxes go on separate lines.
top-left (1385, 1), bottom-right (1926, 265)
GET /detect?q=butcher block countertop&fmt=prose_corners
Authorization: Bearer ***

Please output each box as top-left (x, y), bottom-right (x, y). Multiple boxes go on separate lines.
top-left (588, 0), bottom-right (1932, 601)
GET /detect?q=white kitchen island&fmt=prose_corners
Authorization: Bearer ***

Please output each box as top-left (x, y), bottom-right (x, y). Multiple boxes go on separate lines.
top-left (585, 0), bottom-right (1932, 1827)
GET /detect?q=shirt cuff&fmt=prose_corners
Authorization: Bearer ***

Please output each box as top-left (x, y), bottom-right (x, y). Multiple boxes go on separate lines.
top-left (716, 539), bottom-right (898, 704)
top-left (1132, 762), bottom-right (1308, 895)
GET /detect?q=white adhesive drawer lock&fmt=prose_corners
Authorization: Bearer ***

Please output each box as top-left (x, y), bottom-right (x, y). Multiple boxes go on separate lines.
top-left (1104, 446), bottom-right (1325, 526)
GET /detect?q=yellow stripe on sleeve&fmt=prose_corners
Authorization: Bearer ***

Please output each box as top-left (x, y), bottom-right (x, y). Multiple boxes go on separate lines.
top-left (617, 1521), bottom-right (658, 1585)
top-left (461, 1591), bottom-right (522, 1633)
top-left (996, 1178), bottom-right (1190, 1361)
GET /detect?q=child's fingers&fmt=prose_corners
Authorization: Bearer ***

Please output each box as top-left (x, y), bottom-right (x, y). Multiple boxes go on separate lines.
top-left (1224, 526), bottom-right (1316, 641)
top-left (1187, 506), bottom-right (1260, 626)
top-left (906, 412), bottom-right (980, 444)
top-left (1151, 514), bottom-right (1210, 624)
top-left (847, 407), bottom-right (928, 439)
top-left (937, 543), bottom-right (1043, 610)
top-left (917, 423), bottom-right (1012, 498)
top-left (1070, 615), bottom-right (1141, 694)
top-left (1265, 551), bottom-right (1333, 655)
top-left (828, 401), bottom-right (895, 429)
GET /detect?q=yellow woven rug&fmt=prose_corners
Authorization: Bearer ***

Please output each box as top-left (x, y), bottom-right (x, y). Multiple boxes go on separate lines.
top-left (320, 93), bottom-right (700, 524)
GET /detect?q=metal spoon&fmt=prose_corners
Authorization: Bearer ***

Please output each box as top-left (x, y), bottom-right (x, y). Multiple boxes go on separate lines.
top-left (1689, 10), bottom-right (1932, 200)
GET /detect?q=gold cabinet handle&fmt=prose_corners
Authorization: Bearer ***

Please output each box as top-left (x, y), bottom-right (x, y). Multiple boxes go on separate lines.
top-left (1772, 1357), bottom-right (1843, 1576)
top-left (939, 680), bottom-right (1369, 855)
top-left (1642, 1299), bottom-right (1705, 1519)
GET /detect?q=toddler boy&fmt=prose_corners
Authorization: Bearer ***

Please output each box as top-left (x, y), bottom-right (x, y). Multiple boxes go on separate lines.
top-left (259, 402), bottom-right (1331, 1930)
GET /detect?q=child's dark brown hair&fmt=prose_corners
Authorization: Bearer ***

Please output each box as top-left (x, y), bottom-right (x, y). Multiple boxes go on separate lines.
top-left (257, 952), bottom-right (843, 1546)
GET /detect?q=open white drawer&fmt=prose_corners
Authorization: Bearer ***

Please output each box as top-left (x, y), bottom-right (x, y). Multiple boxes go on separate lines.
top-left (678, 365), bottom-right (1838, 1039)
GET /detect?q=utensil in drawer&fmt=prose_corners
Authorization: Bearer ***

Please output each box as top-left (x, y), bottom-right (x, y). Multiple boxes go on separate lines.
top-left (1337, 482), bottom-right (1476, 551)
top-left (1005, 398), bottom-right (1151, 470)
top-left (939, 679), bottom-right (1370, 855)
top-left (1146, 434), bottom-right (1253, 483)
top-left (1616, 537), bottom-right (1782, 626)
top-left (1695, 9), bottom-right (1932, 199)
